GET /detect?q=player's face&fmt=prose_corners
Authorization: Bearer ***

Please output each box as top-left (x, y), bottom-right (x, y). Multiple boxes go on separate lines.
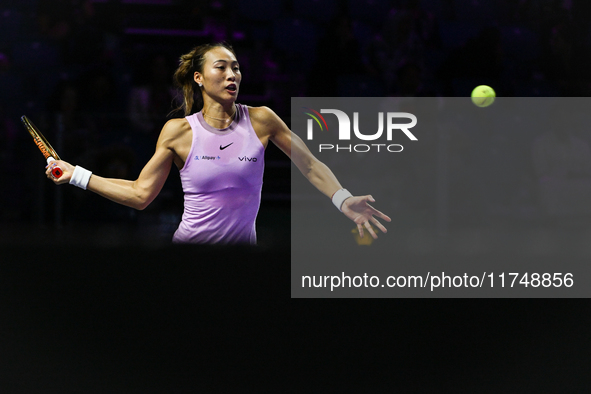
top-left (196, 47), bottom-right (241, 102)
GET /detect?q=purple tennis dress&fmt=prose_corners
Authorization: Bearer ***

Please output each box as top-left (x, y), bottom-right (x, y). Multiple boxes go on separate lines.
top-left (172, 104), bottom-right (265, 244)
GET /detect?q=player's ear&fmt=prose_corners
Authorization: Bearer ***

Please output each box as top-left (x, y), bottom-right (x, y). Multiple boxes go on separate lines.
top-left (194, 72), bottom-right (202, 86)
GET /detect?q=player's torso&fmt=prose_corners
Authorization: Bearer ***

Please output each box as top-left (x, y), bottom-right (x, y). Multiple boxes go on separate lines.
top-left (179, 105), bottom-right (265, 193)
top-left (172, 105), bottom-right (270, 169)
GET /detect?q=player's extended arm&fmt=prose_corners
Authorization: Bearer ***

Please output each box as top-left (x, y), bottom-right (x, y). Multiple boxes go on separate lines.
top-left (45, 120), bottom-right (179, 210)
top-left (86, 145), bottom-right (172, 210)
top-left (263, 107), bottom-right (391, 238)
top-left (280, 123), bottom-right (343, 198)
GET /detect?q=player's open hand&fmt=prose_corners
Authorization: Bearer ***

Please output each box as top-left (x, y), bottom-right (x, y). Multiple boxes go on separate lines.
top-left (341, 195), bottom-right (391, 239)
top-left (45, 160), bottom-right (74, 185)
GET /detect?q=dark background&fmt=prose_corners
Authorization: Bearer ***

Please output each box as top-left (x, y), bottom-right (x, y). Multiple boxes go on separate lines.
top-left (1, 0), bottom-right (590, 391)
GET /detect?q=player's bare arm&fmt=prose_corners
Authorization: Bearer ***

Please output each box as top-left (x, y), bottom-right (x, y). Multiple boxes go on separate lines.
top-left (45, 118), bottom-right (190, 210)
top-left (249, 105), bottom-right (343, 197)
top-left (249, 106), bottom-right (391, 238)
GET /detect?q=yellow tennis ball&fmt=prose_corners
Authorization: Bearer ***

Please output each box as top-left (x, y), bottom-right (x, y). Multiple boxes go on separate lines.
top-left (471, 85), bottom-right (496, 107)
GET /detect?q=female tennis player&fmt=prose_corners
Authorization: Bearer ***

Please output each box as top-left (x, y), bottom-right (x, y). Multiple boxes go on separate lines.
top-left (45, 42), bottom-right (391, 244)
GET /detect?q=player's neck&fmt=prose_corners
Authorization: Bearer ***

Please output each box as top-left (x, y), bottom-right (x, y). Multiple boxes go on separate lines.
top-left (202, 102), bottom-right (237, 127)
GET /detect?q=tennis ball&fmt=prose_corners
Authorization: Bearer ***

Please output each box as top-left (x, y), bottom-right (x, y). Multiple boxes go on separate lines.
top-left (351, 226), bottom-right (375, 245)
top-left (471, 85), bottom-right (496, 107)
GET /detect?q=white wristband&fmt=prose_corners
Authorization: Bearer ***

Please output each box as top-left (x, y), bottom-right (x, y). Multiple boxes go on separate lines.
top-left (69, 165), bottom-right (92, 190)
top-left (332, 188), bottom-right (353, 212)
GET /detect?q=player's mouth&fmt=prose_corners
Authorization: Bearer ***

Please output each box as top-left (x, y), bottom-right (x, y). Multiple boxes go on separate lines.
top-left (226, 84), bottom-right (237, 94)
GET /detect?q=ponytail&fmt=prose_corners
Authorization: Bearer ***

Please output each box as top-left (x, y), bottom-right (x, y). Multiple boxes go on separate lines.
top-left (172, 42), bottom-right (236, 116)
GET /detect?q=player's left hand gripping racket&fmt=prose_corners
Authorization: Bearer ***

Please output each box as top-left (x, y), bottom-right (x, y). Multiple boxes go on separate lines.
top-left (21, 115), bottom-right (63, 178)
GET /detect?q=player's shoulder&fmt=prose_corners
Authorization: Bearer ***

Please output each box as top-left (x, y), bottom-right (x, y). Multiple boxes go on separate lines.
top-left (162, 117), bottom-right (191, 136)
top-left (163, 117), bottom-right (190, 132)
top-left (158, 117), bottom-right (191, 146)
top-left (247, 105), bottom-right (283, 131)
top-left (249, 105), bottom-right (281, 121)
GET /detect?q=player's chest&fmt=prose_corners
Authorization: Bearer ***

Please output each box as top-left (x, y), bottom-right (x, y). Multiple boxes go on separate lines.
top-left (190, 130), bottom-right (264, 167)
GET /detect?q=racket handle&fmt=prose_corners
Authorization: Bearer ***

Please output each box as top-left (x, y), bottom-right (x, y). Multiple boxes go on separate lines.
top-left (47, 157), bottom-right (63, 178)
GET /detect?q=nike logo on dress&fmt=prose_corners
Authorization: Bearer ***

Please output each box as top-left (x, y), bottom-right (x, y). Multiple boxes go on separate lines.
top-left (220, 143), bottom-right (234, 150)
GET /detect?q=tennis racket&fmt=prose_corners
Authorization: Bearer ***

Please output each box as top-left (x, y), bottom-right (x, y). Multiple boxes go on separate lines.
top-left (21, 115), bottom-right (63, 178)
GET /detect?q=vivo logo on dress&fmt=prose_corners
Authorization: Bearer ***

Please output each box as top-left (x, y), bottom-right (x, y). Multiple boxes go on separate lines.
top-left (238, 156), bottom-right (258, 162)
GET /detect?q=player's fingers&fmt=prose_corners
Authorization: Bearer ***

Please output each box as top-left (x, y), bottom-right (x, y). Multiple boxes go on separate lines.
top-left (371, 217), bottom-right (387, 233)
top-left (361, 195), bottom-right (375, 205)
top-left (357, 223), bottom-right (364, 238)
top-left (366, 204), bottom-right (392, 222)
top-left (376, 211), bottom-right (392, 222)
top-left (365, 221), bottom-right (378, 239)
top-left (45, 163), bottom-right (61, 182)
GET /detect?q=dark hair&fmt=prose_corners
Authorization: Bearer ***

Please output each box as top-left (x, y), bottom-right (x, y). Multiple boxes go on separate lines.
top-left (172, 42), bottom-right (236, 116)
